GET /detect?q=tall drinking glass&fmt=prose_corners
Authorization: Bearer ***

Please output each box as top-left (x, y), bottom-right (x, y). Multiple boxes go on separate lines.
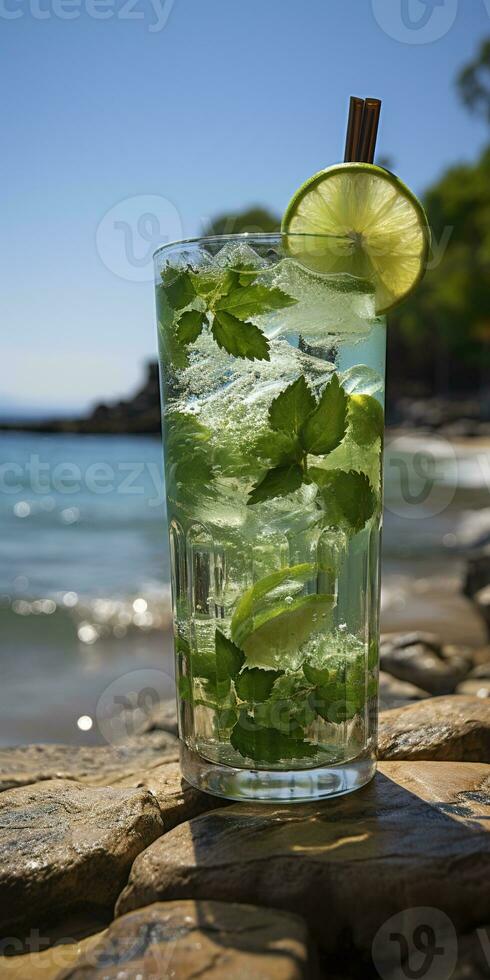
top-left (154, 234), bottom-right (386, 802)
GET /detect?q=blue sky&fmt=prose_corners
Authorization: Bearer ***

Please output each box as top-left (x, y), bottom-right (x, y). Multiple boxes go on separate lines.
top-left (1, 0), bottom-right (489, 414)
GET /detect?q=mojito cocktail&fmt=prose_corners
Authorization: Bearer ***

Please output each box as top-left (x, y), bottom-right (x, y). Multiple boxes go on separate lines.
top-left (155, 147), bottom-right (429, 802)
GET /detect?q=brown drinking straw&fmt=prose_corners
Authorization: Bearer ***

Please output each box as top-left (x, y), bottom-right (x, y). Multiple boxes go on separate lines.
top-left (344, 96), bottom-right (382, 164)
top-left (357, 98), bottom-right (382, 164)
top-left (344, 97), bottom-right (365, 162)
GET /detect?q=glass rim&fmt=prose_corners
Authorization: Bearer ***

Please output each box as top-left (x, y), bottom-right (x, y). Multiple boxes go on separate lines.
top-left (153, 231), bottom-right (347, 261)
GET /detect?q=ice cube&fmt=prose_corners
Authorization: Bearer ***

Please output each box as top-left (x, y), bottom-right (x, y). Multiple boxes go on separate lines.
top-left (260, 259), bottom-right (377, 342)
top-left (340, 364), bottom-right (384, 395)
top-left (213, 241), bottom-right (269, 272)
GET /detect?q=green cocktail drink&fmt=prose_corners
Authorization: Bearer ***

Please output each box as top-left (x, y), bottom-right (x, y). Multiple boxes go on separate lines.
top-left (155, 158), bottom-right (429, 802)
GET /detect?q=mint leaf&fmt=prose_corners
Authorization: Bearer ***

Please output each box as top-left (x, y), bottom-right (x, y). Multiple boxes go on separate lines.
top-left (164, 411), bottom-right (214, 498)
top-left (269, 376), bottom-right (316, 436)
top-left (230, 713), bottom-right (317, 764)
top-left (235, 667), bottom-right (282, 703)
top-left (176, 309), bottom-right (207, 345)
top-left (161, 268), bottom-right (196, 311)
top-left (176, 635), bottom-right (191, 657)
top-left (212, 310), bottom-right (270, 361)
top-left (311, 467), bottom-right (376, 533)
top-left (348, 394), bottom-right (384, 447)
top-left (192, 648), bottom-right (217, 682)
top-left (178, 675), bottom-right (192, 700)
top-left (254, 672), bottom-right (316, 736)
top-left (216, 283), bottom-right (297, 320)
top-left (300, 373), bottom-right (348, 456)
top-left (215, 629), bottom-right (244, 699)
top-left (254, 430), bottom-right (301, 468)
top-left (303, 663), bottom-right (331, 686)
top-left (247, 463), bottom-right (303, 506)
top-left (311, 684), bottom-right (358, 723)
top-left (189, 267), bottom-right (236, 303)
top-left (156, 287), bottom-right (190, 371)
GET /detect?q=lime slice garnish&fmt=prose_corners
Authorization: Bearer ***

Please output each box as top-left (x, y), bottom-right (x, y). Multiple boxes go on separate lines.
top-left (230, 564), bottom-right (334, 670)
top-left (282, 163), bottom-right (430, 313)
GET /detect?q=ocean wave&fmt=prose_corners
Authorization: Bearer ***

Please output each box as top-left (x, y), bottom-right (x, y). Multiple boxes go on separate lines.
top-left (1, 588), bottom-right (173, 644)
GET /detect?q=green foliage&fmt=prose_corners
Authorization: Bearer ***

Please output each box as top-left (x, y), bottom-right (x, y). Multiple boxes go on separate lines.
top-left (391, 144), bottom-right (490, 373)
top-left (202, 206), bottom-right (280, 237)
top-left (457, 38), bottom-right (490, 122)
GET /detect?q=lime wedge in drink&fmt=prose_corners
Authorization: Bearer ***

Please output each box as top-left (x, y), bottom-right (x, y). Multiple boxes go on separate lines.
top-left (282, 163), bottom-right (430, 313)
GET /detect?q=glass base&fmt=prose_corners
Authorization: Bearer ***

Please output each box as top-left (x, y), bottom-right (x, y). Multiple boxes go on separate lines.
top-left (180, 742), bottom-right (377, 804)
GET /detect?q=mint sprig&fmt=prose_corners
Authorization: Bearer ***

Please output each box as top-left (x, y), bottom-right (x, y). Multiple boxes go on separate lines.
top-left (247, 462), bottom-right (303, 506)
top-left (309, 468), bottom-right (376, 533)
top-left (247, 372), bottom-right (348, 505)
top-left (230, 712), bottom-right (317, 764)
top-left (160, 263), bottom-right (297, 363)
top-left (301, 374), bottom-right (348, 455)
top-left (212, 310), bottom-right (270, 361)
top-left (215, 629), bottom-right (244, 700)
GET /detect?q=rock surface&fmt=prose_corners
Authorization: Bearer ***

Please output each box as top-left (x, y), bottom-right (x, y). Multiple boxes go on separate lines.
top-left (378, 670), bottom-right (430, 709)
top-left (0, 931), bottom-right (107, 979)
top-left (111, 760), bottom-right (228, 827)
top-left (0, 732), bottom-right (178, 793)
top-left (463, 545), bottom-right (490, 594)
top-left (132, 698), bottom-right (179, 737)
top-left (0, 779), bottom-right (164, 937)
top-left (475, 585), bottom-right (490, 637)
top-left (57, 901), bottom-right (314, 979)
top-left (457, 679), bottom-right (490, 698)
top-left (452, 925), bottom-right (490, 979)
top-left (116, 762), bottom-right (490, 955)
top-left (378, 696), bottom-right (490, 761)
top-left (380, 633), bottom-right (470, 694)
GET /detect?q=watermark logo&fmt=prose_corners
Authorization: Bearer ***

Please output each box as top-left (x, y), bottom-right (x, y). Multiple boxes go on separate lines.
top-left (0, 454), bottom-right (165, 507)
top-left (371, 0), bottom-right (458, 44)
top-left (384, 433), bottom-right (457, 519)
top-left (0, 0), bottom-right (175, 32)
top-left (96, 667), bottom-right (174, 745)
top-left (372, 907), bottom-right (458, 979)
top-left (96, 194), bottom-right (183, 282)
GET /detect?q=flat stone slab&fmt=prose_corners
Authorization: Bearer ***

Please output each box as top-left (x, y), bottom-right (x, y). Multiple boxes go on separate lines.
top-left (0, 732), bottom-right (179, 793)
top-left (378, 695), bottom-right (490, 762)
top-left (111, 760), bottom-right (228, 829)
top-left (0, 779), bottom-right (164, 938)
top-left (116, 762), bottom-right (490, 955)
top-left (0, 931), bottom-right (107, 979)
top-left (56, 901), bottom-right (314, 979)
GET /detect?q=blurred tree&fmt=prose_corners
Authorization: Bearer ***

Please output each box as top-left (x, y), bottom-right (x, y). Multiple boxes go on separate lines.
top-left (457, 38), bottom-right (490, 122)
top-left (390, 146), bottom-right (490, 394)
top-left (202, 206), bottom-right (279, 237)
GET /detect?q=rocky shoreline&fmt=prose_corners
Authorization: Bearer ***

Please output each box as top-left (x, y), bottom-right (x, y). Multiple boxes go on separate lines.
top-left (1, 559), bottom-right (490, 977)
